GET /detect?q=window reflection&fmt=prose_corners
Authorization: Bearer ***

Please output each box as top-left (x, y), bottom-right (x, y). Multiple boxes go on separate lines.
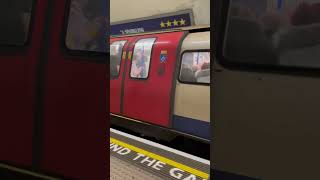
top-left (225, 0), bottom-right (320, 68)
top-left (110, 41), bottom-right (126, 78)
top-left (66, 0), bottom-right (107, 52)
top-left (0, 1), bottom-right (33, 45)
top-left (180, 52), bottom-right (210, 84)
top-left (130, 38), bottom-right (156, 79)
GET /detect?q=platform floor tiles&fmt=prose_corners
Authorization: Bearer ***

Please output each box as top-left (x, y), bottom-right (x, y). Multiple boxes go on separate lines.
top-left (111, 155), bottom-right (163, 180)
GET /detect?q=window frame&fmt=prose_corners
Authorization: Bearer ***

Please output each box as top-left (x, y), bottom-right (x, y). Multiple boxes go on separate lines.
top-left (178, 49), bottom-right (211, 86)
top-left (61, 0), bottom-right (108, 62)
top-left (129, 37), bottom-right (157, 80)
top-left (110, 40), bottom-right (127, 79)
top-left (0, 0), bottom-right (36, 50)
top-left (213, 0), bottom-right (320, 76)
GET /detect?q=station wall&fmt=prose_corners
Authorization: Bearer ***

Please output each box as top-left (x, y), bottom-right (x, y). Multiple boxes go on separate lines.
top-left (110, 0), bottom-right (210, 25)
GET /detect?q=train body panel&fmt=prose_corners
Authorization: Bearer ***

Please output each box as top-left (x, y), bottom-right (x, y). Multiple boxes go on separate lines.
top-left (173, 32), bottom-right (210, 139)
top-left (173, 84), bottom-right (210, 139)
top-left (122, 32), bottom-right (185, 127)
top-left (40, 1), bottom-right (108, 179)
top-left (0, 0), bottom-right (47, 166)
top-left (110, 28), bottom-right (210, 141)
top-left (0, 0), bottom-right (108, 179)
top-left (110, 37), bottom-right (136, 114)
top-left (111, 31), bottom-right (185, 127)
top-left (212, 0), bottom-right (320, 179)
top-left (174, 85), bottom-right (210, 122)
top-left (181, 31), bottom-right (210, 51)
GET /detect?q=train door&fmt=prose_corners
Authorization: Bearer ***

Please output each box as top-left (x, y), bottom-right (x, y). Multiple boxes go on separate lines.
top-left (39, 0), bottom-right (107, 179)
top-left (173, 32), bottom-right (210, 139)
top-left (110, 37), bottom-right (136, 114)
top-left (213, 0), bottom-right (320, 179)
top-left (122, 32), bottom-right (185, 127)
top-left (0, 0), bottom-right (46, 166)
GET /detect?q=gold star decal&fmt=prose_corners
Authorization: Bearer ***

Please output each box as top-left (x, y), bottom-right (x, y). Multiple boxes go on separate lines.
top-left (160, 21), bottom-right (166, 28)
top-left (180, 18), bottom-right (186, 26)
top-left (166, 20), bottom-right (172, 27)
top-left (173, 19), bottom-right (179, 26)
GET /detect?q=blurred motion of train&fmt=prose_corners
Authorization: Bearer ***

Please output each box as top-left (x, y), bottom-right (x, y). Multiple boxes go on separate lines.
top-left (110, 26), bottom-right (210, 142)
top-left (213, 0), bottom-right (320, 179)
top-left (0, 0), bottom-right (107, 179)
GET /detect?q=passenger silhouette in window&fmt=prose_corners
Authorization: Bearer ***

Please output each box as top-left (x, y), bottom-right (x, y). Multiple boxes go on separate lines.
top-left (110, 55), bottom-right (120, 78)
top-left (180, 53), bottom-right (196, 82)
top-left (226, 0), bottom-right (320, 68)
top-left (225, 16), bottom-right (278, 64)
top-left (195, 52), bottom-right (210, 83)
top-left (66, 0), bottom-right (106, 52)
top-left (275, 2), bottom-right (320, 67)
top-left (131, 49), bottom-right (147, 78)
top-left (260, 12), bottom-right (284, 39)
top-left (83, 0), bottom-right (107, 51)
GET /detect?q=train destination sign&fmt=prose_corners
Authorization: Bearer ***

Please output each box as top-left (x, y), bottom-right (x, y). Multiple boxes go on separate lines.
top-left (110, 10), bottom-right (194, 36)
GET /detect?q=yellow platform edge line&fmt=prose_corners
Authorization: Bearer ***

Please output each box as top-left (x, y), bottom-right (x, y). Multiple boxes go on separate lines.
top-left (110, 137), bottom-right (209, 179)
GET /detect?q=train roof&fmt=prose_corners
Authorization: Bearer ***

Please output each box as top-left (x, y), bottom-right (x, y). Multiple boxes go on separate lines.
top-left (110, 25), bottom-right (210, 38)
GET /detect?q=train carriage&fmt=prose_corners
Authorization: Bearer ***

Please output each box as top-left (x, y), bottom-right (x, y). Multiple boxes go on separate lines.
top-left (213, 0), bottom-right (320, 179)
top-left (0, 0), bottom-right (108, 179)
top-left (110, 26), bottom-right (211, 142)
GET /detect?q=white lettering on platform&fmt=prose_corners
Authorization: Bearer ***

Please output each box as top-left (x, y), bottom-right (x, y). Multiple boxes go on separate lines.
top-left (110, 140), bottom-right (207, 180)
top-left (169, 168), bottom-right (202, 180)
top-left (110, 144), bottom-right (122, 152)
top-left (117, 148), bottom-right (131, 155)
top-left (110, 143), bottom-right (131, 155)
top-left (133, 153), bottom-right (145, 161)
top-left (141, 156), bottom-right (157, 166)
top-left (152, 161), bottom-right (166, 171)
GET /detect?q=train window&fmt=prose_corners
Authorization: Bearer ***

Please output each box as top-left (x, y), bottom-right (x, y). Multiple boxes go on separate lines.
top-left (179, 51), bottom-right (210, 84)
top-left (65, 0), bottom-right (107, 52)
top-left (130, 38), bottom-right (156, 79)
top-left (223, 0), bottom-right (320, 69)
top-left (0, 1), bottom-right (33, 45)
top-left (110, 40), bottom-right (126, 78)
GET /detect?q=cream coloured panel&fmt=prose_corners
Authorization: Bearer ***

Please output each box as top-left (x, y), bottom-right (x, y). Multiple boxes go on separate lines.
top-left (181, 31), bottom-right (210, 51)
top-left (173, 31), bottom-right (210, 122)
top-left (174, 83), bottom-right (210, 122)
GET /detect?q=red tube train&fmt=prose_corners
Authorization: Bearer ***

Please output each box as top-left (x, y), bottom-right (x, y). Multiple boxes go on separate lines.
top-left (110, 26), bottom-right (211, 142)
top-left (0, 0), bottom-right (107, 179)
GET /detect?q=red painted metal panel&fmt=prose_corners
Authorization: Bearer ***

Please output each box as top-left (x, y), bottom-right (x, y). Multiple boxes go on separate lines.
top-left (41, 1), bottom-right (107, 179)
top-left (110, 37), bottom-right (135, 114)
top-left (0, 0), bottom-right (47, 166)
top-left (122, 32), bottom-right (185, 127)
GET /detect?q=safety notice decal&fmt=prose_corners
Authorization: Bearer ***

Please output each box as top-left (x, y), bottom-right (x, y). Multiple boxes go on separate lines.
top-left (110, 138), bottom-right (209, 180)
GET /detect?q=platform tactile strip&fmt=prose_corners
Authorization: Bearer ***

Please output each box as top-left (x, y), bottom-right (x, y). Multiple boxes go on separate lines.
top-left (111, 156), bottom-right (163, 180)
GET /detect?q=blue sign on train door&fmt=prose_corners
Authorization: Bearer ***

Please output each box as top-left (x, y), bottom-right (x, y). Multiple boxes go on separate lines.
top-left (110, 10), bottom-right (194, 36)
top-left (160, 50), bottom-right (168, 63)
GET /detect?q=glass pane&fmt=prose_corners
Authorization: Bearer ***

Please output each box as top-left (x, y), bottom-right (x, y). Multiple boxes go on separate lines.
top-left (110, 41), bottom-right (126, 78)
top-left (224, 0), bottom-right (320, 68)
top-left (180, 52), bottom-right (210, 84)
top-left (0, 1), bottom-right (33, 45)
top-left (130, 38), bottom-right (156, 79)
top-left (66, 0), bottom-right (107, 52)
